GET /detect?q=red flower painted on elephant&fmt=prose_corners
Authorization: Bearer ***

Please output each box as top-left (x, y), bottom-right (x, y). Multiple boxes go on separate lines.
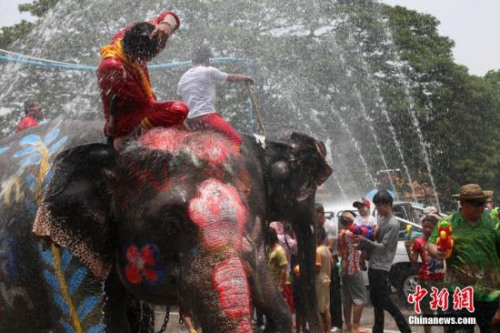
top-left (188, 179), bottom-right (247, 250)
top-left (125, 244), bottom-right (162, 284)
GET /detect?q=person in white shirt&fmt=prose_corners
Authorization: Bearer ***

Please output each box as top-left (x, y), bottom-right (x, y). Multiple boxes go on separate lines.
top-left (177, 47), bottom-right (254, 150)
top-left (352, 198), bottom-right (377, 229)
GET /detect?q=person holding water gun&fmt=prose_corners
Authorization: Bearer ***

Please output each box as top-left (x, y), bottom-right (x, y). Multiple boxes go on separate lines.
top-left (427, 184), bottom-right (500, 332)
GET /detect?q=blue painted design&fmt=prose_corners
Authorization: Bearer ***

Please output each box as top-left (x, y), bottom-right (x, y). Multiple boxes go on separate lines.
top-left (60, 320), bottom-right (76, 333)
top-left (88, 324), bottom-right (106, 333)
top-left (19, 154), bottom-right (42, 167)
top-left (19, 134), bottom-right (41, 146)
top-left (43, 270), bottom-right (60, 291)
top-left (13, 145), bottom-right (37, 158)
top-left (49, 137), bottom-right (68, 155)
top-left (0, 233), bottom-right (19, 282)
top-left (61, 249), bottom-right (71, 271)
top-left (5, 126), bottom-right (104, 332)
top-left (40, 244), bottom-right (102, 332)
top-left (14, 128), bottom-right (68, 169)
top-left (68, 267), bottom-right (87, 296)
top-left (53, 292), bottom-right (70, 315)
top-left (11, 127), bottom-right (69, 216)
top-left (43, 128), bottom-right (60, 146)
top-left (28, 201), bottom-right (38, 215)
top-left (40, 245), bottom-right (54, 266)
top-left (0, 146), bottom-right (10, 154)
top-left (77, 296), bottom-right (99, 319)
top-left (42, 169), bottom-right (54, 189)
top-left (25, 173), bottom-right (37, 192)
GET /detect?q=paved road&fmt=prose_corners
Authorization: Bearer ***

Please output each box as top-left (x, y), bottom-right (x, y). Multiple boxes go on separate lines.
top-left (155, 294), bottom-right (460, 332)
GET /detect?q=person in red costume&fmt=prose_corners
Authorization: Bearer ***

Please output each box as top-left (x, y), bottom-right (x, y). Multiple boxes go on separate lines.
top-left (17, 101), bottom-right (43, 132)
top-left (97, 11), bottom-right (189, 149)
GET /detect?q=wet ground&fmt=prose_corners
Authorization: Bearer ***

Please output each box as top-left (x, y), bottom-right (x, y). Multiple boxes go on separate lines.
top-left (154, 293), bottom-right (461, 332)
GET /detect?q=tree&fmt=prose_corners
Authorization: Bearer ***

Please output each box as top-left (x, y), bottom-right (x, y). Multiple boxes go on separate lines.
top-left (0, 0), bottom-right (60, 49)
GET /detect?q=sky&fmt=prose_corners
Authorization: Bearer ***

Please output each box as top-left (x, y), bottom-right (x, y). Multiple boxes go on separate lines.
top-left (379, 0), bottom-right (500, 76)
top-left (1, 0), bottom-right (499, 76)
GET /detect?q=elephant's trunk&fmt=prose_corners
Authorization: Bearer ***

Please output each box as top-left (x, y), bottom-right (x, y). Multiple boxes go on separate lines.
top-left (291, 197), bottom-right (321, 332)
top-left (212, 257), bottom-right (253, 332)
top-left (182, 253), bottom-right (252, 332)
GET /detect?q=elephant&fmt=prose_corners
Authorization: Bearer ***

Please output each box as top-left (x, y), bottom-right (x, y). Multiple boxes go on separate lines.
top-left (0, 122), bottom-right (114, 332)
top-left (1, 121), bottom-right (332, 332)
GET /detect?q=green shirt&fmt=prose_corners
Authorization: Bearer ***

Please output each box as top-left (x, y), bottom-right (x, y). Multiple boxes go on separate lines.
top-left (429, 212), bottom-right (500, 301)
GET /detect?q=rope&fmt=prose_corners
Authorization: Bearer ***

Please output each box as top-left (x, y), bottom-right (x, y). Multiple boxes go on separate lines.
top-left (0, 48), bottom-right (251, 72)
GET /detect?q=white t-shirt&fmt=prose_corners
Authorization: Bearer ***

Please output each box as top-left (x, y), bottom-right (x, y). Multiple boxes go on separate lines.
top-left (177, 65), bottom-right (228, 119)
top-left (354, 215), bottom-right (377, 228)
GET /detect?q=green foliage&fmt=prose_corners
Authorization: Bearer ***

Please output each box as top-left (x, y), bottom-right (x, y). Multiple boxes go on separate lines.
top-left (0, 20), bottom-right (34, 49)
top-left (381, 5), bottom-right (500, 209)
top-left (18, 0), bottom-right (60, 17)
top-left (0, 0), bottom-right (60, 49)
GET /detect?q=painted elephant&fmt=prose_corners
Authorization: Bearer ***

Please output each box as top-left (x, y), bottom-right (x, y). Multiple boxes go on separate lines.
top-left (1, 121), bottom-right (332, 332)
top-left (0, 122), bottom-right (111, 332)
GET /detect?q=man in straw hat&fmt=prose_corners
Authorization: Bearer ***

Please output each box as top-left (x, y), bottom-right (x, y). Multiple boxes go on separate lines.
top-left (427, 184), bottom-right (500, 332)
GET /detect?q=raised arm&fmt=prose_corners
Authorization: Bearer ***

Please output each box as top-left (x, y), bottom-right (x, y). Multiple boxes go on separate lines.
top-left (227, 74), bottom-right (254, 84)
top-left (149, 11), bottom-right (180, 48)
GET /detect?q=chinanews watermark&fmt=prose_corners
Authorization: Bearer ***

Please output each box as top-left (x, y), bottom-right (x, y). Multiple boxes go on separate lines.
top-left (407, 285), bottom-right (476, 326)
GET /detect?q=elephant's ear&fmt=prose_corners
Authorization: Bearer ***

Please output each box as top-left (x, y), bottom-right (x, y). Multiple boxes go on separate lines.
top-left (265, 131), bottom-right (333, 216)
top-left (33, 143), bottom-right (117, 279)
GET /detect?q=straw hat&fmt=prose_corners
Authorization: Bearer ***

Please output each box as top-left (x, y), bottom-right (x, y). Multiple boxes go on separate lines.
top-left (452, 184), bottom-right (492, 202)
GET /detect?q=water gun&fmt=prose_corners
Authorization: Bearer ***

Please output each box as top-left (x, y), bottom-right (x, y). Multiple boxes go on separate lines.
top-left (406, 225), bottom-right (412, 240)
top-left (436, 220), bottom-right (453, 259)
top-left (349, 225), bottom-right (375, 241)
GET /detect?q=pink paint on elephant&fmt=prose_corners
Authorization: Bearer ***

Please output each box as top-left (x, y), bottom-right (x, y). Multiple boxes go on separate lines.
top-left (139, 128), bottom-right (238, 165)
top-left (213, 257), bottom-right (252, 332)
top-left (140, 128), bottom-right (190, 151)
top-left (188, 179), bottom-right (247, 250)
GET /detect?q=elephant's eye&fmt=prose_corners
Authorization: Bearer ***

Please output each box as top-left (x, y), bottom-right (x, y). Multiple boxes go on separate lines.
top-left (157, 205), bottom-right (189, 236)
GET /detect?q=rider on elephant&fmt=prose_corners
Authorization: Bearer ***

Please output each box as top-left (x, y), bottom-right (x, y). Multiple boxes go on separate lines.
top-left (177, 46), bottom-right (254, 151)
top-left (98, 11), bottom-right (189, 149)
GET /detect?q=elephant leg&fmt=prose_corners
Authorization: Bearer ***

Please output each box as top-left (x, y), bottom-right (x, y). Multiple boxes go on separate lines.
top-left (103, 270), bottom-right (131, 333)
top-left (249, 261), bottom-right (293, 333)
top-left (181, 252), bottom-right (253, 333)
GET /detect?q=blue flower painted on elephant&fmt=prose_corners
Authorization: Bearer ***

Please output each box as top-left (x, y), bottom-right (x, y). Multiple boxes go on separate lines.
top-left (0, 146), bottom-right (9, 155)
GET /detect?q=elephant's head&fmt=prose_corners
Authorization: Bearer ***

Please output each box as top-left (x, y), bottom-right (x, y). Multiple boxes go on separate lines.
top-left (262, 131), bottom-right (333, 331)
top-left (33, 127), bottom-right (332, 332)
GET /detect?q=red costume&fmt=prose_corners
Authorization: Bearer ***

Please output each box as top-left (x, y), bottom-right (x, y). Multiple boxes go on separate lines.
top-left (97, 11), bottom-right (188, 138)
top-left (17, 115), bottom-right (38, 132)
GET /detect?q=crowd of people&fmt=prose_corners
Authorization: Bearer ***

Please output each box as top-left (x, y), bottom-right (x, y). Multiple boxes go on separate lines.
top-left (259, 185), bottom-right (499, 333)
